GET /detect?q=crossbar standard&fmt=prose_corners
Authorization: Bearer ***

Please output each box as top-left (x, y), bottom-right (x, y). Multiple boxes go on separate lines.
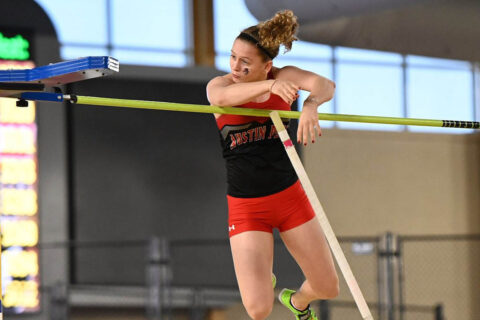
top-left (70, 95), bottom-right (480, 129)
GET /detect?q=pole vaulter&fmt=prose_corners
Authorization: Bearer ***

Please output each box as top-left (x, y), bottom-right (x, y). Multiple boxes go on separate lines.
top-left (1, 56), bottom-right (479, 320)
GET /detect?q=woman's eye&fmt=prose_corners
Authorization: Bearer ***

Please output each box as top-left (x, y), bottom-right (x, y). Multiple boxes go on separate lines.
top-left (241, 59), bottom-right (249, 65)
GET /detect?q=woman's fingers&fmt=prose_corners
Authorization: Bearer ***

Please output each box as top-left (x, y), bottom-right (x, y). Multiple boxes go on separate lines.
top-left (317, 123), bottom-right (323, 137)
top-left (271, 80), bottom-right (299, 104)
top-left (296, 122), bottom-right (310, 145)
top-left (310, 121), bottom-right (316, 143)
top-left (303, 123), bottom-right (310, 145)
top-left (297, 120), bottom-right (322, 145)
top-left (287, 85), bottom-right (299, 100)
top-left (278, 91), bottom-right (291, 104)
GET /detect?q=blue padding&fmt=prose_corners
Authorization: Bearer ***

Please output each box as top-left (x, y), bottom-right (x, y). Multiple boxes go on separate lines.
top-left (0, 56), bottom-right (119, 83)
top-left (21, 92), bottom-right (64, 102)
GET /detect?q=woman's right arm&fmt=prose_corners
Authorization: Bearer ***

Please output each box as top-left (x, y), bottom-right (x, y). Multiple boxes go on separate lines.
top-left (206, 75), bottom-right (274, 106)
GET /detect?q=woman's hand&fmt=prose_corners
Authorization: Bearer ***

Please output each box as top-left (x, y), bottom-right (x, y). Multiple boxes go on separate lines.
top-left (270, 80), bottom-right (300, 105)
top-left (297, 105), bottom-right (322, 145)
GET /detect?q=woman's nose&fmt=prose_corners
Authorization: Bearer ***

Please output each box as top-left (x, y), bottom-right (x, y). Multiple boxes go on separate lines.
top-left (232, 60), bottom-right (241, 71)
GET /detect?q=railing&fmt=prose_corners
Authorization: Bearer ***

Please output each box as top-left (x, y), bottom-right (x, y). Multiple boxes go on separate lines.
top-left (37, 233), bottom-right (480, 320)
top-left (314, 300), bottom-right (444, 320)
top-left (40, 238), bottom-right (241, 320)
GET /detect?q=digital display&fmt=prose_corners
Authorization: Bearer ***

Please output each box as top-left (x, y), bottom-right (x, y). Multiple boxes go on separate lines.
top-left (0, 59), bottom-right (40, 314)
top-left (0, 30), bottom-right (32, 61)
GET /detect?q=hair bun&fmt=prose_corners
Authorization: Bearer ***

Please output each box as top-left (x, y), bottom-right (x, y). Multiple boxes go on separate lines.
top-left (258, 10), bottom-right (299, 53)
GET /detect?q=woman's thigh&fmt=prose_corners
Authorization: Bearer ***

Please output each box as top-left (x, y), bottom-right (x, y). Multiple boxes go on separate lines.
top-left (280, 218), bottom-right (338, 290)
top-left (230, 231), bottom-right (275, 307)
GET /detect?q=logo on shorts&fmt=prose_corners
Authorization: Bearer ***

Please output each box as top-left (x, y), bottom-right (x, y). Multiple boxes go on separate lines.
top-left (228, 225), bottom-right (235, 232)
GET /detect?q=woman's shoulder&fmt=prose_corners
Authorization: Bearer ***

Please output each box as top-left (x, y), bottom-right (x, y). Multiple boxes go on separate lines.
top-left (272, 65), bottom-right (303, 79)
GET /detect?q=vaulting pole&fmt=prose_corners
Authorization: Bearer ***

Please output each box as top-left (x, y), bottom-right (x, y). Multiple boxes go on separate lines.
top-left (270, 111), bottom-right (374, 320)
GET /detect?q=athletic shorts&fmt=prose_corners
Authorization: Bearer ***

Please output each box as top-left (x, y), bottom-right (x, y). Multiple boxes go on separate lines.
top-left (227, 180), bottom-right (316, 238)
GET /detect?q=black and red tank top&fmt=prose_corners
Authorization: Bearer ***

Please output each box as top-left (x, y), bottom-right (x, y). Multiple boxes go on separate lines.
top-left (216, 74), bottom-right (298, 198)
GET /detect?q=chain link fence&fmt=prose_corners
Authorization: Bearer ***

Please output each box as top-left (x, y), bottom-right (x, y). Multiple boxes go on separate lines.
top-left (318, 235), bottom-right (445, 320)
top-left (399, 235), bottom-right (480, 320)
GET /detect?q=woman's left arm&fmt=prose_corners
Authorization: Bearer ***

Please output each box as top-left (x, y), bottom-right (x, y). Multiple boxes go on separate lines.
top-left (276, 66), bottom-right (335, 145)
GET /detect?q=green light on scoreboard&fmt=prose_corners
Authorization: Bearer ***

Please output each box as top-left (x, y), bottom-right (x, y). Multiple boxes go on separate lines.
top-left (0, 33), bottom-right (30, 61)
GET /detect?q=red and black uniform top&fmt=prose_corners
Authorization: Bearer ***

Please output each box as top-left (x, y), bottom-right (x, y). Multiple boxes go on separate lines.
top-left (216, 74), bottom-right (298, 198)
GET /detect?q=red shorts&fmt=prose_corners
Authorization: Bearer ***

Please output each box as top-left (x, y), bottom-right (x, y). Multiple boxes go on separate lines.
top-left (227, 180), bottom-right (316, 237)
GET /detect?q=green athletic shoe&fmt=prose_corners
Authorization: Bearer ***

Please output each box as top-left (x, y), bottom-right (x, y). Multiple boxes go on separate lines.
top-left (272, 273), bottom-right (277, 289)
top-left (278, 288), bottom-right (318, 320)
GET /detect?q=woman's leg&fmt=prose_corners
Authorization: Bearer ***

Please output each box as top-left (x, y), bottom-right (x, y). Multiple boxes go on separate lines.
top-left (230, 231), bottom-right (275, 320)
top-left (280, 218), bottom-right (339, 310)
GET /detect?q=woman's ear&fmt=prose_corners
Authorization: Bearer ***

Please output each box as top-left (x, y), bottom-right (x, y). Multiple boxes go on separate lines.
top-left (264, 60), bottom-right (273, 74)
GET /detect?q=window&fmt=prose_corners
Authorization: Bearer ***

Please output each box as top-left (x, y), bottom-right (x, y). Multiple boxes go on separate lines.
top-left (110, 0), bottom-right (188, 67)
top-left (35, 0), bottom-right (108, 45)
top-left (335, 47), bottom-right (404, 131)
top-left (213, 0), bottom-right (257, 71)
top-left (35, 0), bottom-right (190, 67)
top-left (407, 56), bottom-right (474, 133)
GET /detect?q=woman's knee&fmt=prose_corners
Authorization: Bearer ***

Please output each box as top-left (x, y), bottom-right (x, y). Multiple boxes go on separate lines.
top-left (325, 275), bottom-right (340, 299)
top-left (244, 299), bottom-right (273, 320)
top-left (310, 273), bottom-right (340, 299)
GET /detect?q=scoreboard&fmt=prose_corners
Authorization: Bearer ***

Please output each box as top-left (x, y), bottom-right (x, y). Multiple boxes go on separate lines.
top-left (0, 30), bottom-right (40, 314)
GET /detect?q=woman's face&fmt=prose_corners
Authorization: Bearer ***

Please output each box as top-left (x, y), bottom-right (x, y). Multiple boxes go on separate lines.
top-left (230, 39), bottom-right (272, 83)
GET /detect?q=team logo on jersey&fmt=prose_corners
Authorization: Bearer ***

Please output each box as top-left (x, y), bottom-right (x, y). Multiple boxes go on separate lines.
top-left (223, 122), bottom-right (289, 150)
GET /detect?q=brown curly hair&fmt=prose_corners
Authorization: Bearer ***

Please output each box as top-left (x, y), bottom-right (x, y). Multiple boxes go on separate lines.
top-left (237, 10), bottom-right (299, 61)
